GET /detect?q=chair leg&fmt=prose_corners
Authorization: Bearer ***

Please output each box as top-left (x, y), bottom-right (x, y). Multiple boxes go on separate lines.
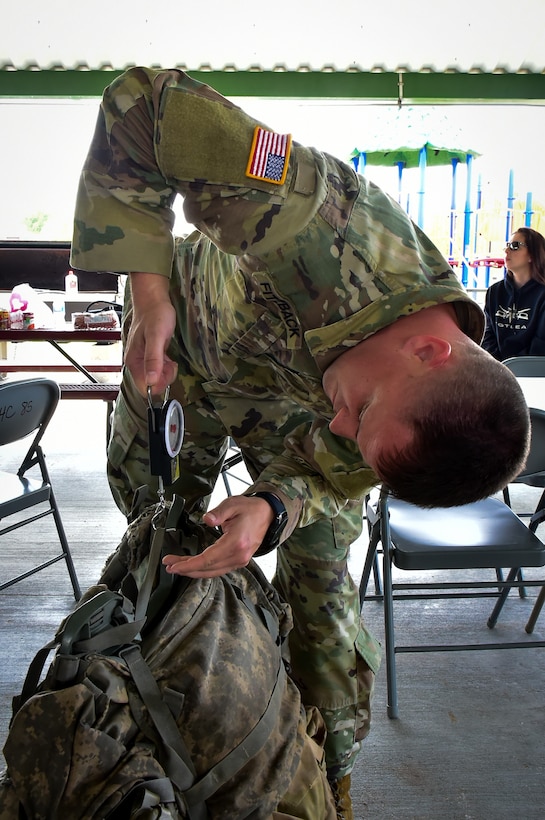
top-left (372, 551), bottom-right (383, 596)
top-left (496, 567), bottom-right (526, 598)
top-left (529, 506), bottom-right (545, 533)
top-left (501, 484), bottom-right (529, 597)
top-left (487, 566), bottom-right (519, 629)
top-left (525, 586), bottom-right (545, 634)
top-left (533, 488), bottom-right (545, 518)
top-left (379, 502), bottom-right (399, 719)
top-left (48, 485), bottom-right (81, 601)
top-left (517, 568), bottom-right (526, 598)
top-left (359, 523), bottom-right (381, 606)
top-left (383, 551), bottom-right (399, 719)
top-left (222, 471), bottom-right (233, 497)
top-left (220, 447), bottom-right (246, 497)
top-left (522, 493), bottom-right (545, 633)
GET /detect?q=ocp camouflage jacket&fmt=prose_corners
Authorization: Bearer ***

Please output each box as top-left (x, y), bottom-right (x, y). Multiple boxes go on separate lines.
top-left (71, 66), bottom-right (484, 526)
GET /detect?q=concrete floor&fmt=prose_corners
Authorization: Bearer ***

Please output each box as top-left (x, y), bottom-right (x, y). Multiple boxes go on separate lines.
top-left (1, 394), bottom-right (544, 819)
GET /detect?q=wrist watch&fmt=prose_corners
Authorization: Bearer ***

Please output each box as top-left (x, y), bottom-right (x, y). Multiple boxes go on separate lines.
top-left (250, 492), bottom-right (289, 555)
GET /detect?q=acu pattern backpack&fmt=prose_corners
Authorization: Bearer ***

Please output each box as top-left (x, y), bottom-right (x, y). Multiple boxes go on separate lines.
top-left (0, 496), bottom-right (336, 819)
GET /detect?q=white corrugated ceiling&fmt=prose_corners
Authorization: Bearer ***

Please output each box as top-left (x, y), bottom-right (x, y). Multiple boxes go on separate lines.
top-left (3, 0), bottom-right (545, 74)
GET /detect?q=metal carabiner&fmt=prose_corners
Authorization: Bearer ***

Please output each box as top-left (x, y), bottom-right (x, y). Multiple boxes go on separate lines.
top-left (147, 384), bottom-right (170, 411)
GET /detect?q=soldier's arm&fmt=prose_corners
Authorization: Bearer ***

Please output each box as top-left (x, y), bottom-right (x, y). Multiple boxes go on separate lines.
top-left (248, 420), bottom-right (377, 530)
top-left (126, 272), bottom-right (178, 394)
top-left (162, 424), bottom-right (375, 578)
top-left (71, 67), bottom-right (323, 391)
top-left (72, 66), bottom-right (324, 270)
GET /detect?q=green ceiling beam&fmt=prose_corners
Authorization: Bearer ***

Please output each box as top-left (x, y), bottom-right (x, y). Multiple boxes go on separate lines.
top-left (1, 69), bottom-right (545, 103)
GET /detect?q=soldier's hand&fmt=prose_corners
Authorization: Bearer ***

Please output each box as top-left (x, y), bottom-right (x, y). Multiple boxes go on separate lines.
top-left (162, 496), bottom-right (275, 577)
top-left (125, 272), bottom-right (178, 395)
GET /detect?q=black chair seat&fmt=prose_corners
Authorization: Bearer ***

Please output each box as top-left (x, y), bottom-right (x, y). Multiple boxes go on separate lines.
top-left (386, 496), bottom-right (545, 571)
top-left (0, 472), bottom-right (51, 518)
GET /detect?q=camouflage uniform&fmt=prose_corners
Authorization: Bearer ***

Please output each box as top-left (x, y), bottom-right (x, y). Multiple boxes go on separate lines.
top-left (71, 67), bottom-right (484, 778)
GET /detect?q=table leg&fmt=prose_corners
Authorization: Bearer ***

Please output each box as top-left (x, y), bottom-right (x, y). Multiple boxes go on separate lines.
top-left (48, 340), bottom-right (98, 382)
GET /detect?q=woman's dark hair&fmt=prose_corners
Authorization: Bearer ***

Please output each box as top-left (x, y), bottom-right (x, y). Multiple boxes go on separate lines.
top-left (374, 347), bottom-right (530, 508)
top-left (511, 227), bottom-right (545, 285)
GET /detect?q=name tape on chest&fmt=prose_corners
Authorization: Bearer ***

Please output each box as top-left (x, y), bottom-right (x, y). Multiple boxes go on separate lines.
top-left (246, 127), bottom-right (292, 185)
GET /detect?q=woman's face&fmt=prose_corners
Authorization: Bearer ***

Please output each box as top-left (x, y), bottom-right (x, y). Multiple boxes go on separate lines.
top-left (505, 231), bottom-right (531, 273)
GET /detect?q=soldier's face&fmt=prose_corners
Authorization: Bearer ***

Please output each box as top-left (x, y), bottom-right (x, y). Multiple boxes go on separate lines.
top-left (323, 342), bottom-right (415, 470)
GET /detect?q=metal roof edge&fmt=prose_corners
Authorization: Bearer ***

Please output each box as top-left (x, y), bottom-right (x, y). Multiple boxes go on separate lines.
top-left (1, 67), bottom-right (545, 103)
top-left (2, 61), bottom-right (545, 74)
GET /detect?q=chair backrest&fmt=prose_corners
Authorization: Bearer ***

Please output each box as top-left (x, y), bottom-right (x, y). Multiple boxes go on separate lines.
top-left (502, 356), bottom-right (545, 377)
top-left (517, 407), bottom-right (545, 485)
top-left (0, 378), bottom-right (60, 448)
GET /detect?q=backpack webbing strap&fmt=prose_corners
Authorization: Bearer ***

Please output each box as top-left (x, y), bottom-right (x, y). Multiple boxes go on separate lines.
top-left (133, 495), bottom-right (189, 627)
top-left (232, 583), bottom-right (280, 644)
top-left (120, 644), bottom-right (207, 820)
top-left (184, 660), bottom-right (288, 815)
top-left (124, 640), bottom-right (288, 819)
top-left (14, 590), bottom-right (139, 709)
top-left (134, 520), bottom-right (166, 623)
top-left (14, 638), bottom-right (58, 712)
top-left (71, 619), bottom-right (145, 654)
top-left (142, 497), bottom-right (194, 632)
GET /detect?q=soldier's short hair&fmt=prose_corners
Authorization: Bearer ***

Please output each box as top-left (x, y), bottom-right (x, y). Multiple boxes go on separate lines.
top-left (374, 348), bottom-right (530, 508)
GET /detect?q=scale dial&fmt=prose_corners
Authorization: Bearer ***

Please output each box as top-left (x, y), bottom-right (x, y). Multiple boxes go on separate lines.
top-left (163, 399), bottom-right (184, 458)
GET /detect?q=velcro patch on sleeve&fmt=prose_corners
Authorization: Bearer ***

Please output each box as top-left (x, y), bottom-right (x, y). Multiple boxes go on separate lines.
top-left (246, 127), bottom-right (292, 185)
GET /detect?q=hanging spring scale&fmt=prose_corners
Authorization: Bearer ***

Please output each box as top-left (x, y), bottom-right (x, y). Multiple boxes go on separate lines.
top-left (147, 385), bottom-right (184, 507)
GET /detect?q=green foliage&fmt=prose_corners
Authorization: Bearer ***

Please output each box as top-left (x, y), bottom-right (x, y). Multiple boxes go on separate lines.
top-left (23, 212), bottom-right (49, 233)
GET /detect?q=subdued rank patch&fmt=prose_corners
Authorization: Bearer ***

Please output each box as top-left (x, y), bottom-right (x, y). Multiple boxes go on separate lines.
top-left (246, 126), bottom-right (292, 185)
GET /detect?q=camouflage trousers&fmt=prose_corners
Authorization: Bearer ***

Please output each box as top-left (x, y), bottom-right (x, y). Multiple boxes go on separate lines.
top-left (108, 369), bottom-right (381, 778)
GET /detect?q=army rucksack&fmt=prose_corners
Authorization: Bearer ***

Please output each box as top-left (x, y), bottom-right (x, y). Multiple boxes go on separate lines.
top-left (0, 497), bottom-right (335, 819)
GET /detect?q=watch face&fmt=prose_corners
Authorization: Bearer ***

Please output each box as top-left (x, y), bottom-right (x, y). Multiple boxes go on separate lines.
top-left (163, 400), bottom-right (184, 458)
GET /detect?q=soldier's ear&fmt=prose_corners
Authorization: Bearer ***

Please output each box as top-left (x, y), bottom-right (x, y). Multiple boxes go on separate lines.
top-left (401, 335), bottom-right (452, 368)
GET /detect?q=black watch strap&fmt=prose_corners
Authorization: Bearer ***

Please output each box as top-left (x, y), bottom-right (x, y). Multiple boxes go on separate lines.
top-left (250, 492), bottom-right (289, 556)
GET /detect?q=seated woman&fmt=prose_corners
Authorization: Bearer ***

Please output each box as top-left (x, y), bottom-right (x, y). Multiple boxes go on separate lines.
top-left (482, 227), bottom-right (545, 360)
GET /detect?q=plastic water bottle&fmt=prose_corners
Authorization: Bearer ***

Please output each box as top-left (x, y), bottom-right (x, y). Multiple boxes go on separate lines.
top-left (52, 299), bottom-right (66, 328)
top-left (65, 270), bottom-right (78, 294)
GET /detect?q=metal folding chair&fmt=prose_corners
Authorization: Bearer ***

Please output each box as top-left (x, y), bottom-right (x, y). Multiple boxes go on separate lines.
top-left (502, 355), bottom-right (545, 377)
top-left (502, 360), bottom-right (545, 518)
top-left (359, 486), bottom-right (545, 718)
top-left (220, 439), bottom-right (251, 496)
top-left (502, 407), bottom-right (545, 523)
top-left (497, 407), bottom-right (545, 635)
top-left (0, 378), bottom-right (81, 599)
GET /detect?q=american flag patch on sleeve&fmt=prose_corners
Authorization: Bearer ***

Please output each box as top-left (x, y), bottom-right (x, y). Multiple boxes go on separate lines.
top-left (246, 126), bottom-right (292, 185)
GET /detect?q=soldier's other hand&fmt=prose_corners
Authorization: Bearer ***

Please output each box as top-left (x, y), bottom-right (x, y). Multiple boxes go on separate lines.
top-left (162, 495), bottom-right (275, 578)
top-left (125, 272), bottom-right (178, 395)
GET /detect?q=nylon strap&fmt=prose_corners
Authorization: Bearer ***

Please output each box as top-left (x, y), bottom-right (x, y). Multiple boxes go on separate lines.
top-left (120, 644), bottom-right (208, 820)
top-left (184, 660), bottom-right (288, 813)
top-left (72, 619), bottom-right (145, 654)
top-left (134, 523), bottom-right (166, 623)
top-left (15, 639), bottom-right (58, 710)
